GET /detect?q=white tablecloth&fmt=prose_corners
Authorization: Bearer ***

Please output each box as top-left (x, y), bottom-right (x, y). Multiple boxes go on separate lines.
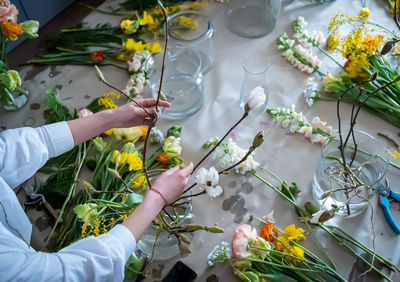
top-left (1, 0), bottom-right (400, 281)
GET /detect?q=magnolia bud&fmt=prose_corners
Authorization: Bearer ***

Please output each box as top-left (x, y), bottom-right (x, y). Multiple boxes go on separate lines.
top-left (206, 226), bottom-right (224, 233)
top-left (94, 65), bottom-right (106, 83)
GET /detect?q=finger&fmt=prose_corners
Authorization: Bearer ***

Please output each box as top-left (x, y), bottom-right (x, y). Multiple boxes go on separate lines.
top-left (136, 98), bottom-right (170, 108)
top-left (180, 162), bottom-right (194, 177)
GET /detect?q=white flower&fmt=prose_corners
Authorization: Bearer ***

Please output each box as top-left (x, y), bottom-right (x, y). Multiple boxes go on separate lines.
top-left (247, 86), bottom-right (266, 110)
top-left (298, 126), bottom-right (313, 138)
top-left (207, 241), bottom-right (231, 267)
top-left (127, 55), bottom-right (142, 72)
top-left (263, 210), bottom-right (275, 224)
top-left (196, 167), bottom-right (223, 199)
top-left (303, 77), bottom-right (319, 107)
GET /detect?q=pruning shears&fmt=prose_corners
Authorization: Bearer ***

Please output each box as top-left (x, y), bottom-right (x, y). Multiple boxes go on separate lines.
top-left (378, 179), bottom-right (400, 235)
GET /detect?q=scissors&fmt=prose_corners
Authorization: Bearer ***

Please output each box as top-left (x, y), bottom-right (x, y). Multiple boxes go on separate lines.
top-left (378, 179), bottom-right (400, 235)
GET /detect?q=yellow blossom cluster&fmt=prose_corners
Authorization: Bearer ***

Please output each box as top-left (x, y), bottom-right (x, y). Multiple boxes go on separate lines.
top-left (387, 146), bottom-right (400, 160)
top-left (98, 92), bottom-right (120, 109)
top-left (112, 150), bottom-right (143, 171)
top-left (327, 8), bottom-right (384, 78)
top-left (177, 16), bottom-right (198, 30)
top-left (124, 38), bottom-right (161, 53)
top-left (275, 224), bottom-right (306, 265)
top-left (81, 216), bottom-right (110, 238)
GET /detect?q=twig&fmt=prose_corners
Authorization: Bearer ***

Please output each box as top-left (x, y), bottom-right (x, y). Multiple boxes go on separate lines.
top-left (378, 132), bottom-right (400, 148)
top-left (193, 111), bottom-right (249, 173)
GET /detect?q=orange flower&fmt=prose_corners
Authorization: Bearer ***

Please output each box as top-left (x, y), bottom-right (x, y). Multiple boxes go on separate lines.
top-left (157, 152), bottom-right (170, 165)
top-left (2, 21), bottom-right (22, 40)
top-left (140, 126), bottom-right (148, 138)
top-left (260, 223), bottom-right (278, 242)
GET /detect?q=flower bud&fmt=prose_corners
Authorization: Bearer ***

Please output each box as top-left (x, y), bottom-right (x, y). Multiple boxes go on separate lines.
top-left (206, 226), bottom-right (224, 233)
top-left (94, 65), bottom-right (106, 83)
top-left (247, 86), bottom-right (266, 110)
top-left (20, 20), bottom-right (39, 38)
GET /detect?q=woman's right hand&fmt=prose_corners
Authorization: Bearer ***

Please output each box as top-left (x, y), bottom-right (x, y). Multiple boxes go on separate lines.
top-left (150, 163), bottom-right (194, 205)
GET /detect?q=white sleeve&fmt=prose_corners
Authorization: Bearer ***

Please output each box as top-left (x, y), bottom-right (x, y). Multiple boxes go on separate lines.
top-left (0, 122), bottom-right (74, 188)
top-left (0, 224), bottom-right (136, 282)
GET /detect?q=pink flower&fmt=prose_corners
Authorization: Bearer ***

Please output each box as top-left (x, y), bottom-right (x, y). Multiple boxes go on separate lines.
top-left (0, 2), bottom-right (18, 23)
top-left (77, 108), bottom-right (93, 118)
top-left (231, 224), bottom-right (257, 259)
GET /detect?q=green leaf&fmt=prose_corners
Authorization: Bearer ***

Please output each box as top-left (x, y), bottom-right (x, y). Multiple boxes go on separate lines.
top-left (44, 87), bottom-right (72, 123)
top-left (127, 193), bottom-right (144, 208)
top-left (167, 125), bottom-right (182, 138)
top-left (124, 252), bottom-right (143, 280)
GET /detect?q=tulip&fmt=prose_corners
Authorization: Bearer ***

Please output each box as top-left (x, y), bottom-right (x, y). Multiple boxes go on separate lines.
top-left (20, 20), bottom-right (39, 38)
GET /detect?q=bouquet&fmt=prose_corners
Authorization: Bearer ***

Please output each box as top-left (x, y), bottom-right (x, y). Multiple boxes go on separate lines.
top-left (0, 0), bottom-right (39, 110)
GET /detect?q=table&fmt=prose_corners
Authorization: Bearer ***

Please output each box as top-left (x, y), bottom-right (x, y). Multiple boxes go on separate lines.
top-left (1, 0), bottom-right (400, 281)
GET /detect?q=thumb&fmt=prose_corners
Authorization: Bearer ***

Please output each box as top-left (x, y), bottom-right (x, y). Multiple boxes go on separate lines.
top-left (180, 162), bottom-right (194, 177)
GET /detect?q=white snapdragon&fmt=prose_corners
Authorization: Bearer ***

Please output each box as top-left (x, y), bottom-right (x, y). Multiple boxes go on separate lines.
top-left (127, 54), bottom-right (142, 72)
top-left (196, 167), bottom-right (223, 198)
top-left (267, 105), bottom-right (336, 144)
top-left (207, 241), bottom-right (231, 267)
top-left (303, 77), bottom-right (319, 107)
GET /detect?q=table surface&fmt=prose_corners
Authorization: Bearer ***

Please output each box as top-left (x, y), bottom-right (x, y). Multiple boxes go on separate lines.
top-left (1, 0), bottom-right (400, 281)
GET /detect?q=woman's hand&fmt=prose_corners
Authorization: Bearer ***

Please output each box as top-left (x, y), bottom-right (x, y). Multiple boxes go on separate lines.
top-left (150, 163), bottom-right (194, 206)
top-left (111, 99), bottom-right (170, 128)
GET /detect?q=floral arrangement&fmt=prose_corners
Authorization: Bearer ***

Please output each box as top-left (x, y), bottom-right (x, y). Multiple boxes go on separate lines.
top-left (208, 222), bottom-right (348, 281)
top-left (0, 0), bottom-right (39, 110)
top-left (267, 104), bottom-right (337, 144)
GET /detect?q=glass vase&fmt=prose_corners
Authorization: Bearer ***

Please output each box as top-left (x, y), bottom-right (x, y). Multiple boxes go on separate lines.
top-left (1, 85), bottom-right (29, 111)
top-left (313, 130), bottom-right (388, 217)
top-left (225, 0), bottom-right (281, 38)
top-left (148, 46), bottom-right (204, 120)
top-left (239, 57), bottom-right (269, 113)
top-left (136, 197), bottom-right (193, 261)
top-left (168, 11), bottom-right (215, 75)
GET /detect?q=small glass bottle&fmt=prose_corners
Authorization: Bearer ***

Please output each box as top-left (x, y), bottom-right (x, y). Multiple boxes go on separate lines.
top-left (225, 0), bottom-right (281, 38)
top-left (168, 11), bottom-right (215, 75)
top-left (239, 57), bottom-right (269, 113)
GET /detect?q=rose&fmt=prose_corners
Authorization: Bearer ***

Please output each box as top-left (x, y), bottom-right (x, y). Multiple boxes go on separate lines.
top-left (0, 1), bottom-right (18, 23)
top-left (231, 224), bottom-right (257, 259)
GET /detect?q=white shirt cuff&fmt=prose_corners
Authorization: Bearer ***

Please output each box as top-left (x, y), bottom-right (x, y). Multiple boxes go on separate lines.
top-left (107, 224), bottom-right (137, 262)
top-left (37, 121), bottom-right (74, 158)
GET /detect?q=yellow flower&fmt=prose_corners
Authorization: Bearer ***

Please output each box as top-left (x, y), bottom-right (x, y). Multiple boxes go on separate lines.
top-left (144, 42), bottom-right (162, 53)
top-left (116, 53), bottom-right (126, 61)
top-left (125, 38), bottom-right (145, 51)
top-left (111, 150), bottom-right (120, 163)
top-left (140, 11), bottom-right (154, 26)
top-left (98, 92), bottom-right (120, 109)
top-left (132, 174), bottom-right (147, 188)
top-left (387, 146), bottom-right (400, 160)
top-left (113, 127), bottom-right (143, 142)
top-left (104, 128), bottom-right (114, 135)
top-left (120, 19), bottom-right (139, 34)
top-left (81, 223), bottom-right (88, 238)
top-left (120, 152), bottom-right (128, 164)
top-left (1, 22), bottom-right (23, 41)
top-left (282, 224), bottom-right (306, 241)
top-left (359, 8), bottom-right (370, 18)
top-left (127, 153), bottom-right (143, 171)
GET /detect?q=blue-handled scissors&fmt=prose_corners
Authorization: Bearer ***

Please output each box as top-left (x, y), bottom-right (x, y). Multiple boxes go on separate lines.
top-left (378, 179), bottom-right (400, 235)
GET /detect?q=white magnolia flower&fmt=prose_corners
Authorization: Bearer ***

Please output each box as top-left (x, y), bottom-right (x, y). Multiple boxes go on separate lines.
top-left (196, 167), bottom-right (223, 198)
top-left (247, 86), bottom-right (266, 110)
top-left (214, 138), bottom-right (260, 173)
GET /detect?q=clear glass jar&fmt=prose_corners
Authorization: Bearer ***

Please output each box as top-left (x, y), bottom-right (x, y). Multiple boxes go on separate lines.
top-left (148, 46), bottom-right (204, 120)
top-left (136, 195), bottom-right (193, 261)
top-left (313, 130), bottom-right (388, 217)
top-left (225, 0), bottom-right (281, 38)
top-left (239, 57), bottom-right (269, 113)
top-left (168, 11), bottom-right (215, 75)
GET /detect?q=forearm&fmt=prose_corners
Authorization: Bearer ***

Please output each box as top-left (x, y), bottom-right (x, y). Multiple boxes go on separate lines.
top-left (67, 110), bottom-right (115, 146)
top-left (122, 190), bottom-right (164, 240)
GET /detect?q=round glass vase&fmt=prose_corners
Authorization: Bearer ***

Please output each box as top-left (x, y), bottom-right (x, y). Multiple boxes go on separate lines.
top-left (148, 46), bottom-right (204, 120)
top-left (239, 57), bottom-right (269, 113)
top-left (225, 0), bottom-right (281, 38)
top-left (312, 130), bottom-right (388, 217)
top-left (168, 11), bottom-right (215, 75)
top-left (136, 192), bottom-right (193, 261)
